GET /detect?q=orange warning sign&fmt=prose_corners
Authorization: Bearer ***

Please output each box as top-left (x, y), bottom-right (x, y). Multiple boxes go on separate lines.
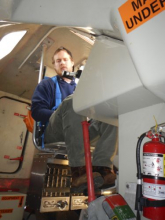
top-left (1, 196), bottom-right (24, 207)
top-left (118, 0), bottom-right (165, 33)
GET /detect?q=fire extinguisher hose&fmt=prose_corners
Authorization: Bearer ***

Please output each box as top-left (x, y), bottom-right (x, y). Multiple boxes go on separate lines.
top-left (136, 133), bottom-right (146, 179)
top-left (135, 132), bottom-right (146, 220)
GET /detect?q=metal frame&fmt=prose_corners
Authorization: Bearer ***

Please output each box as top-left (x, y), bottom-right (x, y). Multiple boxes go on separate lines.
top-left (32, 121), bottom-right (67, 155)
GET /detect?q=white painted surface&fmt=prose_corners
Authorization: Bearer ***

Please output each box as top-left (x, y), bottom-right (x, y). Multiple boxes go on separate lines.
top-left (0, 97), bottom-right (28, 172)
top-left (0, 91), bottom-right (36, 179)
top-left (118, 103), bottom-right (165, 219)
top-left (115, 0), bottom-right (165, 101)
top-left (0, 0), bottom-right (116, 31)
top-left (73, 36), bottom-right (163, 126)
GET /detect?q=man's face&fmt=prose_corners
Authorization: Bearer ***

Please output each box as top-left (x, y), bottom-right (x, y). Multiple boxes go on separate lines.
top-left (53, 50), bottom-right (74, 76)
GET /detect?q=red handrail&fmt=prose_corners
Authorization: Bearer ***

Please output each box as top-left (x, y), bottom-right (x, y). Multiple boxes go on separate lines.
top-left (81, 120), bottom-right (95, 203)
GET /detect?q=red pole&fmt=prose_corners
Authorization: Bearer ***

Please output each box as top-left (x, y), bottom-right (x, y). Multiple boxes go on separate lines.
top-left (81, 120), bottom-right (95, 203)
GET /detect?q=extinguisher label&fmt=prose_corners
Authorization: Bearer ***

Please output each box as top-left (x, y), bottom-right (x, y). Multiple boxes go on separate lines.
top-left (143, 182), bottom-right (165, 200)
top-left (143, 153), bottom-right (165, 177)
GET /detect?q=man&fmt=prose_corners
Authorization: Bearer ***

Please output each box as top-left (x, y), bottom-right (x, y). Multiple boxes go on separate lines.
top-left (31, 47), bottom-right (76, 124)
top-left (31, 47), bottom-right (117, 192)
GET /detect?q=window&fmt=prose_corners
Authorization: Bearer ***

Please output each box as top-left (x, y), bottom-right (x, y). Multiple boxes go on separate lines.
top-left (0, 30), bottom-right (27, 59)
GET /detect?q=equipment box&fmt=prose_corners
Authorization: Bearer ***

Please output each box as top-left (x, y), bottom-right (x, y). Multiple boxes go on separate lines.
top-left (0, 192), bottom-right (26, 220)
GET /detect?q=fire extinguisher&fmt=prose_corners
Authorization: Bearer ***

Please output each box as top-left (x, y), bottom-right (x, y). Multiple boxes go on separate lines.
top-left (135, 123), bottom-right (165, 220)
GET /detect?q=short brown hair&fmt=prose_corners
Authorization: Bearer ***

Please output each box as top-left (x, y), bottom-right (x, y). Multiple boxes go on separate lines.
top-left (52, 47), bottom-right (73, 64)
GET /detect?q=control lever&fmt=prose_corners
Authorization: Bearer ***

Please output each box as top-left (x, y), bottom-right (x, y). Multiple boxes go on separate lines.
top-left (9, 156), bottom-right (23, 161)
top-left (56, 200), bottom-right (68, 210)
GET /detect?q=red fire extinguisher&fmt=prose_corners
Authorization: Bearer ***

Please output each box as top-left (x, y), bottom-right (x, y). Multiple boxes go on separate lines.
top-left (135, 123), bottom-right (165, 220)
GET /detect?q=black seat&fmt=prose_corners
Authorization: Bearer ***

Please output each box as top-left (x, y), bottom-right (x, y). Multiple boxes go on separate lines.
top-left (32, 121), bottom-right (67, 156)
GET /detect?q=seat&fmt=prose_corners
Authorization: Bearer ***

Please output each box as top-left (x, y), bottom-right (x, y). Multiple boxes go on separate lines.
top-left (32, 118), bottom-right (96, 156)
top-left (32, 121), bottom-right (67, 156)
